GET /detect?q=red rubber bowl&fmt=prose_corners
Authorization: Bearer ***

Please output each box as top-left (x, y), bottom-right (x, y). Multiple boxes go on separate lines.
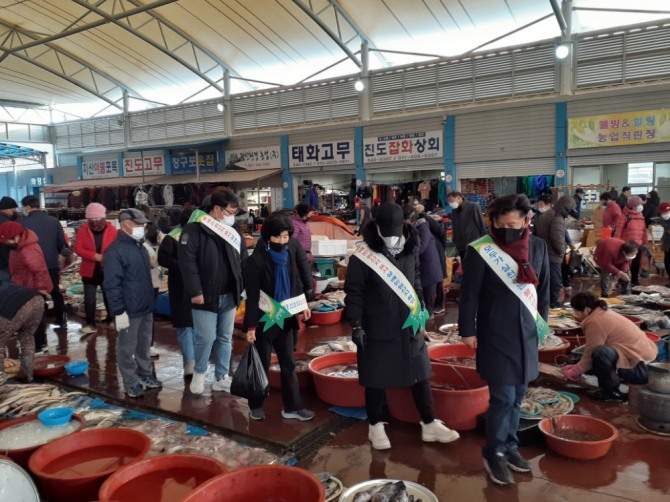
top-left (0, 414), bottom-right (85, 468)
top-left (428, 344), bottom-right (476, 364)
top-left (539, 415), bottom-right (618, 460)
top-left (28, 428), bottom-right (151, 502)
top-left (622, 315), bottom-right (644, 327)
top-left (33, 355), bottom-right (71, 377)
top-left (98, 454), bottom-right (227, 502)
top-left (557, 331), bottom-right (585, 351)
top-left (308, 352), bottom-right (364, 407)
top-left (181, 465), bottom-right (325, 502)
top-left (538, 342), bottom-right (570, 364)
top-left (305, 308), bottom-right (343, 326)
top-left (645, 332), bottom-right (661, 343)
top-left (268, 352), bottom-right (313, 390)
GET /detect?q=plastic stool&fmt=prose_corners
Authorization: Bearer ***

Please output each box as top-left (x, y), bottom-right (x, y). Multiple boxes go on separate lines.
top-left (314, 258), bottom-right (336, 278)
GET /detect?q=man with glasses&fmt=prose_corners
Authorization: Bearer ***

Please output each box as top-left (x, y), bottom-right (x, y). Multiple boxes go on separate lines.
top-left (179, 189), bottom-right (248, 394)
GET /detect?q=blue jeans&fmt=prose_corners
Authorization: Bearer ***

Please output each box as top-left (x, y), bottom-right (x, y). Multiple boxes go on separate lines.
top-left (483, 382), bottom-right (528, 459)
top-left (176, 326), bottom-right (195, 365)
top-left (191, 293), bottom-right (236, 379)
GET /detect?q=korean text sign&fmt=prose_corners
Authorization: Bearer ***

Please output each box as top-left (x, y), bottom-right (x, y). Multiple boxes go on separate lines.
top-left (225, 146), bottom-right (281, 170)
top-left (123, 151), bottom-right (165, 176)
top-left (568, 109), bottom-right (670, 149)
top-left (363, 130), bottom-right (443, 163)
top-left (289, 140), bottom-right (354, 168)
top-left (81, 157), bottom-right (119, 179)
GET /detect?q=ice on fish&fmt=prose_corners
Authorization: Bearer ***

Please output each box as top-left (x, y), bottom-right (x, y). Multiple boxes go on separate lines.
top-left (0, 420), bottom-right (79, 450)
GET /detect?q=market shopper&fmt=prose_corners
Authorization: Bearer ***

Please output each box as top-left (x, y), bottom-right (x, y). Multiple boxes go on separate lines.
top-left (657, 202), bottom-right (670, 286)
top-left (407, 205), bottom-right (443, 319)
top-left (290, 203), bottom-right (315, 264)
top-left (571, 188), bottom-right (585, 219)
top-left (0, 196), bottom-right (21, 287)
top-left (416, 204), bottom-right (447, 314)
top-left (179, 190), bottom-right (247, 395)
top-left (616, 186), bottom-right (632, 210)
top-left (564, 292), bottom-right (658, 401)
top-left (644, 190), bottom-right (661, 227)
top-left (103, 208), bottom-right (162, 398)
top-left (243, 213), bottom-right (315, 421)
top-left (137, 204), bottom-right (163, 358)
top-left (458, 194), bottom-right (550, 486)
top-left (345, 202), bottom-right (460, 451)
top-left (614, 196), bottom-right (647, 286)
top-left (73, 203), bottom-right (117, 335)
top-left (158, 207), bottom-right (195, 375)
top-left (447, 191), bottom-right (486, 259)
top-left (534, 195), bottom-right (575, 308)
top-left (593, 238), bottom-right (639, 297)
top-left (601, 192), bottom-right (622, 233)
top-left (0, 285), bottom-right (44, 385)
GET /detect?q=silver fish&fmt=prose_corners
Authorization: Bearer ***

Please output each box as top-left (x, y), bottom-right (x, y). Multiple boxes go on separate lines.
top-left (372, 481), bottom-right (406, 502)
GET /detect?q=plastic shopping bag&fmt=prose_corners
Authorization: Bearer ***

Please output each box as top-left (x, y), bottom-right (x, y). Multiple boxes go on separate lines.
top-left (230, 343), bottom-right (270, 400)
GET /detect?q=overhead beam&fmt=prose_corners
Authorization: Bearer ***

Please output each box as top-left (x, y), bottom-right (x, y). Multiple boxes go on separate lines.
top-left (574, 7), bottom-right (670, 15)
top-left (549, 0), bottom-right (567, 32)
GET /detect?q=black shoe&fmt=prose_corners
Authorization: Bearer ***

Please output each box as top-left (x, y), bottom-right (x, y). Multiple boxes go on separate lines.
top-left (550, 302), bottom-right (562, 309)
top-left (249, 408), bottom-right (266, 421)
top-left (587, 389), bottom-right (627, 402)
top-left (505, 449), bottom-right (531, 473)
top-left (484, 453), bottom-right (515, 485)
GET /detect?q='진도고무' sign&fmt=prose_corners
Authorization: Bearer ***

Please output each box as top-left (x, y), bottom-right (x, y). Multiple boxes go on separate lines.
top-left (289, 140), bottom-right (354, 168)
top-left (363, 130), bottom-right (443, 163)
top-left (568, 109), bottom-right (670, 149)
top-left (123, 151), bottom-right (165, 176)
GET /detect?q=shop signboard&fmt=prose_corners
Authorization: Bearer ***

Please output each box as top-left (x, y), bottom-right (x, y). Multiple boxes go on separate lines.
top-left (289, 140), bottom-right (354, 168)
top-left (225, 146), bottom-right (281, 170)
top-left (170, 150), bottom-right (219, 174)
top-left (81, 156), bottom-right (119, 179)
top-left (363, 130), bottom-right (443, 163)
top-left (568, 109), bottom-right (670, 149)
top-left (30, 175), bottom-right (52, 187)
top-left (123, 151), bottom-right (165, 176)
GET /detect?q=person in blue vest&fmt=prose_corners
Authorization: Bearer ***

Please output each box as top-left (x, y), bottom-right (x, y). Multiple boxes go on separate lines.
top-left (458, 194), bottom-right (550, 486)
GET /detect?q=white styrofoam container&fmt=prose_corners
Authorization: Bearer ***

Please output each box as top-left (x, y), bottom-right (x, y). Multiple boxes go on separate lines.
top-left (650, 225), bottom-right (664, 240)
top-left (313, 239), bottom-right (347, 256)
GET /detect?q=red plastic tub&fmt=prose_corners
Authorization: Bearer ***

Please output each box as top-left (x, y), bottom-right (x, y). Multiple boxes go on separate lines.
top-left (645, 332), bottom-right (661, 343)
top-left (308, 352), bottom-right (364, 407)
top-left (387, 363), bottom-right (489, 430)
top-left (538, 342), bottom-right (570, 364)
top-left (0, 414), bottom-right (86, 468)
top-left (269, 352), bottom-right (313, 390)
top-left (181, 465), bottom-right (325, 502)
top-left (539, 415), bottom-right (618, 460)
top-left (557, 331), bottom-right (585, 351)
top-left (33, 355), bottom-right (71, 377)
top-left (306, 308), bottom-right (344, 326)
top-left (28, 428), bottom-right (151, 502)
top-left (428, 344), bottom-right (476, 365)
top-left (622, 315), bottom-right (644, 327)
top-left (98, 454), bottom-right (227, 502)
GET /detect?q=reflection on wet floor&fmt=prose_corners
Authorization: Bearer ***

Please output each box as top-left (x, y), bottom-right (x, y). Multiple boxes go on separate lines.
top-left (6, 283), bottom-right (670, 502)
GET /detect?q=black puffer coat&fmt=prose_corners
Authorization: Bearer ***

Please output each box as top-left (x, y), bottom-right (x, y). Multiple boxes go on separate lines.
top-left (345, 221), bottom-right (431, 389)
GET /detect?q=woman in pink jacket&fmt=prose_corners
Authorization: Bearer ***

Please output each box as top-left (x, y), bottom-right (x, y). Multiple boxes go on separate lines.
top-left (563, 292), bottom-right (658, 402)
top-left (290, 203), bottom-right (315, 264)
top-left (614, 196), bottom-right (647, 285)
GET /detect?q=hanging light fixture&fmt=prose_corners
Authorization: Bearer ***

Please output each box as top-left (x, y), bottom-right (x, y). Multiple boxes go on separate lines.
top-left (555, 43), bottom-right (570, 60)
top-left (216, 102), bottom-right (225, 112)
top-left (354, 80), bottom-right (365, 92)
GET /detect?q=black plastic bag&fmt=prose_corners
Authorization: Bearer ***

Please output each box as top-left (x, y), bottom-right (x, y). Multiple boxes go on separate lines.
top-left (230, 343), bottom-right (270, 400)
top-left (567, 250), bottom-right (583, 275)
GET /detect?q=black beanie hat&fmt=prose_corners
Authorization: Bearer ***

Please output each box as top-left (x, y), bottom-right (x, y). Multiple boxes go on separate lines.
top-left (375, 202), bottom-right (404, 238)
top-left (0, 196), bottom-right (18, 210)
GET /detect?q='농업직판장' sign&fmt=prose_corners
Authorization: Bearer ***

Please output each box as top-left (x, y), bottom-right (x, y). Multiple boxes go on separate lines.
top-left (568, 109), bottom-right (670, 149)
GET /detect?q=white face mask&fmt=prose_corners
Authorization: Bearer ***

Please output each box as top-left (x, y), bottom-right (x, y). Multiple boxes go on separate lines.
top-left (537, 207), bottom-right (548, 214)
top-left (625, 254), bottom-right (636, 261)
top-left (382, 235), bottom-right (400, 247)
top-left (449, 201), bottom-right (459, 209)
top-left (223, 215), bottom-right (235, 226)
top-left (662, 213), bottom-right (670, 221)
top-left (635, 205), bottom-right (644, 213)
top-left (131, 226), bottom-right (145, 241)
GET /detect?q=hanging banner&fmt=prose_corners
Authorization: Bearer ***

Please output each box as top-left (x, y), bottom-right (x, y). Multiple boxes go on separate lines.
top-left (225, 146), bottom-right (281, 170)
top-left (289, 140), bottom-right (354, 168)
top-left (363, 130), bottom-right (443, 163)
top-left (568, 109), bottom-right (670, 149)
top-left (123, 151), bottom-right (165, 176)
top-left (81, 156), bottom-right (119, 179)
top-left (170, 149), bottom-right (219, 174)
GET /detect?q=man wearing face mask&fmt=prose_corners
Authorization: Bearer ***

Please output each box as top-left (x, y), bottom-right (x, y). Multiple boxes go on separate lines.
top-left (614, 196), bottom-right (647, 286)
top-left (459, 194), bottom-right (550, 485)
top-left (0, 196), bottom-right (21, 287)
top-left (103, 208), bottom-right (162, 398)
top-left (73, 203), bottom-right (117, 335)
top-left (593, 239), bottom-right (639, 297)
top-left (656, 202), bottom-right (670, 286)
top-left (179, 190), bottom-right (248, 395)
top-left (530, 195), bottom-right (553, 232)
top-left (447, 191), bottom-right (486, 260)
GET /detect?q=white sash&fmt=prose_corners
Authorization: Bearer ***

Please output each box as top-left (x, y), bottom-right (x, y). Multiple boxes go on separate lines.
top-left (188, 209), bottom-right (241, 253)
top-left (259, 291), bottom-right (308, 316)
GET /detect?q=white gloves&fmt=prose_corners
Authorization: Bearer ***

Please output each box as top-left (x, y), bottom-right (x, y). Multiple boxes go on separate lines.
top-left (115, 312), bottom-right (130, 331)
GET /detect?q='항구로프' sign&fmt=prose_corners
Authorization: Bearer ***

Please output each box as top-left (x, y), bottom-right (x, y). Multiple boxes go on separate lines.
top-left (364, 130), bottom-right (443, 163)
top-left (225, 146), bottom-right (281, 170)
top-left (289, 140), bottom-right (354, 168)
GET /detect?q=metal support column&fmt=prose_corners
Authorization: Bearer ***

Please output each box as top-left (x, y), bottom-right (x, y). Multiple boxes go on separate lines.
top-left (281, 136), bottom-right (294, 208)
top-left (555, 102), bottom-right (569, 195)
top-left (360, 41), bottom-right (371, 121)
top-left (559, 0), bottom-right (574, 97)
top-left (443, 116), bottom-right (457, 194)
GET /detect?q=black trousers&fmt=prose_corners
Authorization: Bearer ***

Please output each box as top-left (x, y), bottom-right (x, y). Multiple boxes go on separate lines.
top-left (591, 345), bottom-right (649, 392)
top-left (630, 254), bottom-right (641, 285)
top-left (366, 379), bottom-right (434, 425)
top-left (249, 324), bottom-right (303, 412)
top-left (422, 284), bottom-right (438, 315)
top-left (561, 260), bottom-right (572, 288)
top-left (48, 268), bottom-right (65, 316)
top-left (83, 282), bottom-right (110, 326)
top-left (435, 282), bottom-right (444, 311)
top-left (664, 251), bottom-right (670, 282)
top-left (549, 262), bottom-right (563, 306)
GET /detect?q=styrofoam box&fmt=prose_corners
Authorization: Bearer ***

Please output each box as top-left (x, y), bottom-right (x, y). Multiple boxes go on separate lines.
top-left (650, 225), bottom-right (664, 240)
top-left (313, 239), bottom-right (347, 256)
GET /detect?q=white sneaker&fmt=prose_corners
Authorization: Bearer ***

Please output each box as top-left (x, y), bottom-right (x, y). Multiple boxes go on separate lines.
top-left (190, 373), bottom-right (206, 394)
top-left (368, 422), bottom-right (391, 450)
top-left (212, 374), bottom-right (232, 392)
top-left (149, 347), bottom-right (160, 358)
top-left (79, 325), bottom-right (97, 335)
top-left (421, 419), bottom-right (460, 443)
top-left (184, 361), bottom-right (195, 376)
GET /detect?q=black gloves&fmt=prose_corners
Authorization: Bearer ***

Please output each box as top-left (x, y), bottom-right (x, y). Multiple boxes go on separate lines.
top-left (305, 289), bottom-right (316, 302)
top-left (352, 326), bottom-right (367, 352)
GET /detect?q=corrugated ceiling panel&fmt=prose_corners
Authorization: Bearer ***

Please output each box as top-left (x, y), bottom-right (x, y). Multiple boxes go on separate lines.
top-left (475, 77), bottom-right (512, 100)
top-left (290, 125), bottom-right (354, 144)
top-left (458, 158), bottom-right (555, 179)
top-left (331, 81), bottom-right (354, 99)
top-left (514, 70), bottom-right (555, 94)
top-left (625, 28), bottom-right (669, 52)
top-left (94, 133), bottom-right (109, 146)
top-left (280, 108), bottom-right (304, 125)
top-left (439, 82), bottom-right (474, 104)
top-left (183, 105), bottom-right (204, 121)
top-left (257, 110), bottom-right (280, 128)
top-left (148, 111), bottom-right (166, 126)
top-left (304, 86), bottom-right (330, 102)
top-left (404, 87), bottom-right (438, 110)
top-left (166, 108), bottom-right (184, 122)
top-left (568, 89), bottom-right (670, 117)
top-left (373, 72), bottom-right (404, 92)
top-left (82, 134), bottom-right (95, 148)
top-left (130, 114), bottom-right (148, 128)
top-left (626, 54), bottom-right (670, 80)
top-left (235, 114), bottom-right (256, 131)
top-left (474, 54), bottom-right (512, 77)
top-left (373, 92), bottom-right (404, 113)
top-left (305, 103), bottom-right (330, 122)
top-left (81, 122), bottom-right (95, 134)
top-left (576, 61), bottom-right (623, 87)
top-left (227, 136), bottom-right (281, 150)
top-left (280, 90), bottom-right (303, 107)
top-left (255, 94), bottom-right (280, 111)
top-left (234, 96), bottom-right (256, 113)
top-left (404, 67), bottom-right (436, 86)
top-left (331, 99), bottom-right (358, 118)
top-left (110, 131), bottom-right (124, 145)
top-left (203, 118), bottom-right (225, 135)
top-left (577, 37), bottom-right (624, 59)
top-left (166, 124), bottom-right (185, 138)
top-left (183, 122), bottom-right (204, 137)
top-left (438, 59), bottom-right (473, 81)
top-left (569, 148), bottom-right (670, 166)
top-left (132, 129), bottom-right (149, 143)
top-left (149, 127), bottom-right (166, 141)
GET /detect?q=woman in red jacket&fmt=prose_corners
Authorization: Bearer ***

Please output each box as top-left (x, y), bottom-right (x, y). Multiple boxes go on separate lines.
top-left (73, 203), bottom-right (118, 335)
top-left (614, 196), bottom-right (648, 286)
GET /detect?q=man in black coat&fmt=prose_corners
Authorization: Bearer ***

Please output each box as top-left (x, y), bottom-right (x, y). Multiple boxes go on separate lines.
top-left (345, 202), bottom-right (460, 450)
top-left (448, 191), bottom-right (486, 259)
top-left (459, 194), bottom-right (550, 486)
top-left (21, 195), bottom-right (68, 326)
top-left (616, 186), bottom-right (631, 210)
top-left (416, 204), bottom-right (447, 314)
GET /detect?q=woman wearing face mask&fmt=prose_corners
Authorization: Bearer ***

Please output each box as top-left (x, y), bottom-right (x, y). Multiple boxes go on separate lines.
top-left (73, 203), bottom-right (118, 335)
top-left (243, 212), bottom-right (314, 421)
top-left (458, 194), bottom-right (550, 485)
top-left (564, 292), bottom-right (657, 402)
top-left (614, 196), bottom-right (648, 286)
top-left (290, 203), bottom-right (315, 264)
top-left (658, 202), bottom-right (670, 286)
top-left (345, 202), bottom-right (460, 451)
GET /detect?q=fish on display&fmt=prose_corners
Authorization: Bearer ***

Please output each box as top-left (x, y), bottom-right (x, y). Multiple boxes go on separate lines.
top-left (353, 481), bottom-right (420, 502)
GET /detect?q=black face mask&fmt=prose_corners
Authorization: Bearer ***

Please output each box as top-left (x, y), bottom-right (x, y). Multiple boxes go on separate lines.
top-left (9, 213), bottom-right (18, 221)
top-left (4, 243), bottom-right (18, 250)
top-left (492, 226), bottom-right (525, 245)
top-left (268, 241), bottom-right (287, 252)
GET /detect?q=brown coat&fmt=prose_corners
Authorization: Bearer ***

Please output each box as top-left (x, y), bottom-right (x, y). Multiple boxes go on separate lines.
top-left (578, 308), bottom-right (658, 371)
